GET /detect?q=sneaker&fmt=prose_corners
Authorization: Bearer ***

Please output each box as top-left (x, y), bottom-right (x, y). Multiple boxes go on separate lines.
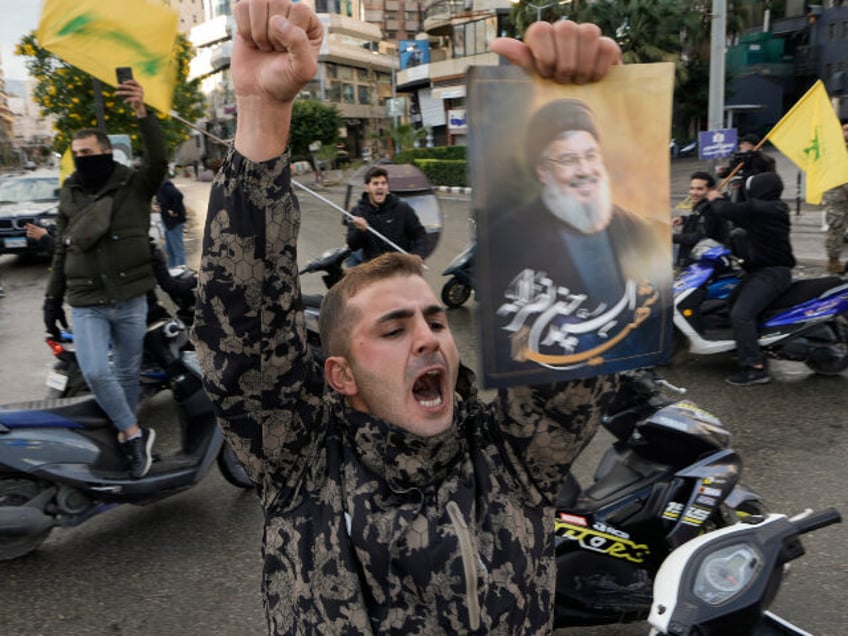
top-left (123, 427), bottom-right (156, 479)
top-left (725, 367), bottom-right (771, 386)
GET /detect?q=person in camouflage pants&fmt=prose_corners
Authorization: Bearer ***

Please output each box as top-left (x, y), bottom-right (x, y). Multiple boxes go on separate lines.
top-left (193, 1), bottom-right (623, 633)
top-left (823, 119), bottom-right (848, 274)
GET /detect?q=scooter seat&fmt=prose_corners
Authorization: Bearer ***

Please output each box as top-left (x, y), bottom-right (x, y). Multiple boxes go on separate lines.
top-left (766, 277), bottom-right (847, 312)
top-left (0, 395), bottom-right (111, 430)
top-left (302, 293), bottom-right (324, 310)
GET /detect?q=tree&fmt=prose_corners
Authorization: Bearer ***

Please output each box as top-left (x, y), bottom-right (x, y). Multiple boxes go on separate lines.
top-left (391, 122), bottom-right (427, 153)
top-left (574, 0), bottom-right (751, 138)
top-left (289, 99), bottom-right (343, 160)
top-left (15, 31), bottom-right (205, 156)
top-left (509, 1), bottom-right (572, 39)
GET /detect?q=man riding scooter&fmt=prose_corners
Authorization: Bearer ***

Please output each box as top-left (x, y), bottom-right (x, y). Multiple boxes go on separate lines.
top-left (704, 172), bottom-right (795, 386)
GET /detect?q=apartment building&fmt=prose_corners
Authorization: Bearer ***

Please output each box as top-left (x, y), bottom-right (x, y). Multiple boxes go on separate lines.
top-left (189, 0), bottom-right (399, 161)
top-left (395, 0), bottom-right (513, 147)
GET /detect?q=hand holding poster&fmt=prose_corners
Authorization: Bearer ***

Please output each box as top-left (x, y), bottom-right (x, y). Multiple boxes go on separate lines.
top-left (469, 64), bottom-right (675, 388)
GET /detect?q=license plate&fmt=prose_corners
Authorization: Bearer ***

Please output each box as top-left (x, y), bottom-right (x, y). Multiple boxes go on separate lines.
top-left (46, 371), bottom-right (69, 392)
top-left (3, 237), bottom-right (27, 249)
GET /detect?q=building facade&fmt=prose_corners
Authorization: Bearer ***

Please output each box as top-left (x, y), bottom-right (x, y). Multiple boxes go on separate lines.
top-left (7, 79), bottom-right (55, 165)
top-left (395, 0), bottom-right (513, 147)
top-left (0, 65), bottom-right (14, 166)
top-left (725, 0), bottom-right (848, 135)
top-left (188, 0), bottom-right (400, 163)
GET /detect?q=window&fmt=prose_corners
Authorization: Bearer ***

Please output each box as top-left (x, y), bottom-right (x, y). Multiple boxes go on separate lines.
top-left (358, 85), bottom-right (372, 105)
top-left (452, 18), bottom-right (497, 58)
top-left (342, 83), bottom-right (355, 104)
top-left (453, 27), bottom-right (464, 57)
top-left (357, 68), bottom-right (370, 81)
top-left (327, 81), bottom-right (341, 102)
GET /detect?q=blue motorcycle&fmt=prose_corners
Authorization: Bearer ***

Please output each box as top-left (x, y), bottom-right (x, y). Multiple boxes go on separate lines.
top-left (673, 243), bottom-right (848, 374)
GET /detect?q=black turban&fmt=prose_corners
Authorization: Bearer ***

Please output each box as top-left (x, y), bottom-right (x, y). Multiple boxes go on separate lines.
top-left (525, 99), bottom-right (600, 168)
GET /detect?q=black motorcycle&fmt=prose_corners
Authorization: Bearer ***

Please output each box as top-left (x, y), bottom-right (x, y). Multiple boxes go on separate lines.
top-left (440, 217), bottom-right (476, 309)
top-left (553, 369), bottom-right (765, 628)
top-left (441, 238), bottom-right (475, 308)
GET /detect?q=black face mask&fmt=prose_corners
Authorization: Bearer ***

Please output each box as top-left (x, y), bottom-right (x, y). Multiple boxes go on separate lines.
top-left (73, 153), bottom-right (115, 190)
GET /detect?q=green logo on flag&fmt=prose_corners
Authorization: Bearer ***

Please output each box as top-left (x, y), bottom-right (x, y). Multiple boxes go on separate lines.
top-left (803, 127), bottom-right (821, 162)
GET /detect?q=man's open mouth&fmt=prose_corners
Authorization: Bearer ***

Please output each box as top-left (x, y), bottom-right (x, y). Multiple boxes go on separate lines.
top-left (412, 369), bottom-right (443, 408)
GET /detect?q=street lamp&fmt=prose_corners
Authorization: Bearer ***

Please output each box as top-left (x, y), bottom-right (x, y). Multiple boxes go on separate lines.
top-left (511, 0), bottom-right (569, 23)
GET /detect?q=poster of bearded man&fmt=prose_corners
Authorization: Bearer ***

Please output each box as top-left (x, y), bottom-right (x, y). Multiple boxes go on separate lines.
top-left (469, 63), bottom-right (674, 388)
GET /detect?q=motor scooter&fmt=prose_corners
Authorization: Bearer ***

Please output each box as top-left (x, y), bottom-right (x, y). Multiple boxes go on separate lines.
top-left (673, 242), bottom-right (848, 374)
top-left (0, 316), bottom-right (252, 561)
top-left (440, 217), bottom-right (475, 308)
top-left (552, 368), bottom-right (765, 627)
top-left (648, 507), bottom-right (842, 635)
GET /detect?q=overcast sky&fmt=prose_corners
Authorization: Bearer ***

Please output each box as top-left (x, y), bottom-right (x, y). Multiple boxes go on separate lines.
top-left (0, 0), bottom-right (43, 81)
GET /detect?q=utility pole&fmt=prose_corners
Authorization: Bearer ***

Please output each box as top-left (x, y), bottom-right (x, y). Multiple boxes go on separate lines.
top-left (708, 0), bottom-right (726, 131)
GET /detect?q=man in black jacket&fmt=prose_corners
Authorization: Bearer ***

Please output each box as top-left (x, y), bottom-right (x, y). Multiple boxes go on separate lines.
top-left (346, 165), bottom-right (428, 261)
top-left (154, 179), bottom-right (188, 268)
top-left (705, 172), bottom-right (795, 385)
top-left (673, 171), bottom-right (729, 267)
top-left (43, 80), bottom-right (167, 477)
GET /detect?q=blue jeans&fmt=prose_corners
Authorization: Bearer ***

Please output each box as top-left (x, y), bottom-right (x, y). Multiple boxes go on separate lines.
top-left (165, 223), bottom-right (186, 268)
top-left (71, 295), bottom-right (147, 432)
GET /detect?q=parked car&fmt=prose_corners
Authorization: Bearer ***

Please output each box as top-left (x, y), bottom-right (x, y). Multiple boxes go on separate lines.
top-left (0, 171), bottom-right (61, 256)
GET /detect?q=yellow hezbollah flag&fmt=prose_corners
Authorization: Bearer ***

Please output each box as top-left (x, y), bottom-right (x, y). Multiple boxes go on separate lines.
top-left (766, 80), bottom-right (848, 204)
top-left (59, 147), bottom-right (74, 185)
top-left (36, 0), bottom-right (178, 114)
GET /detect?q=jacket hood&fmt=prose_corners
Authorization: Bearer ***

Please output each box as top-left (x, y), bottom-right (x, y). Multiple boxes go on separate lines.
top-left (746, 172), bottom-right (783, 200)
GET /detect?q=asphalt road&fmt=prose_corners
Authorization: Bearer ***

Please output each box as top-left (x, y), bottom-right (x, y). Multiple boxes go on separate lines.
top-left (0, 160), bottom-right (846, 635)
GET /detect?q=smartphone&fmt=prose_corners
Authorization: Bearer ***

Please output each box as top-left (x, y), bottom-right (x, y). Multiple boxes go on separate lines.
top-left (115, 66), bottom-right (133, 85)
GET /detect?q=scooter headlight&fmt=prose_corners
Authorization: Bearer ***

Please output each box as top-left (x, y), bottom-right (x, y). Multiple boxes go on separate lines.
top-left (693, 542), bottom-right (764, 605)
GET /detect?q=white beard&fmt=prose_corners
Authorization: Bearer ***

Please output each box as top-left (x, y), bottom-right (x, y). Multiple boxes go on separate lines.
top-left (541, 173), bottom-right (614, 234)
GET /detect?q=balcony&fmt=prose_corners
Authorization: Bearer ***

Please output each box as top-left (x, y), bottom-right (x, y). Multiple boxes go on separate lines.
top-left (423, 0), bottom-right (469, 34)
top-left (396, 49), bottom-right (499, 88)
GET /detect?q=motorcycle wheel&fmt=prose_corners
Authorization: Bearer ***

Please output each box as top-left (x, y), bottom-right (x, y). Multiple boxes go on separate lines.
top-left (0, 479), bottom-right (53, 560)
top-left (441, 278), bottom-right (472, 308)
top-left (804, 316), bottom-right (848, 376)
top-left (217, 443), bottom-right (253, 490)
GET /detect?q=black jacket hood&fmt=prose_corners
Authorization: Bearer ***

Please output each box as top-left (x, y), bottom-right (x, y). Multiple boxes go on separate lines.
top-left (746, 172), bottom-right (783, 200)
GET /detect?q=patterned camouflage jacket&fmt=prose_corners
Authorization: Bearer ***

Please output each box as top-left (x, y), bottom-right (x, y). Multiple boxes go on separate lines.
top-left (193, 149), bottom-right (618, 635)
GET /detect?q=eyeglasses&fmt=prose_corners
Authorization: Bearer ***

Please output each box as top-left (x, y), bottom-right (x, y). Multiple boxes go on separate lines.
top-left (544, 149), bottom-right (601, 169)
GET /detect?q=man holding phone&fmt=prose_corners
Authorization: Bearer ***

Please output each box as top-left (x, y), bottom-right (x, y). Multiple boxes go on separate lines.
top-left (43, 74), bottom-right (169, 478)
